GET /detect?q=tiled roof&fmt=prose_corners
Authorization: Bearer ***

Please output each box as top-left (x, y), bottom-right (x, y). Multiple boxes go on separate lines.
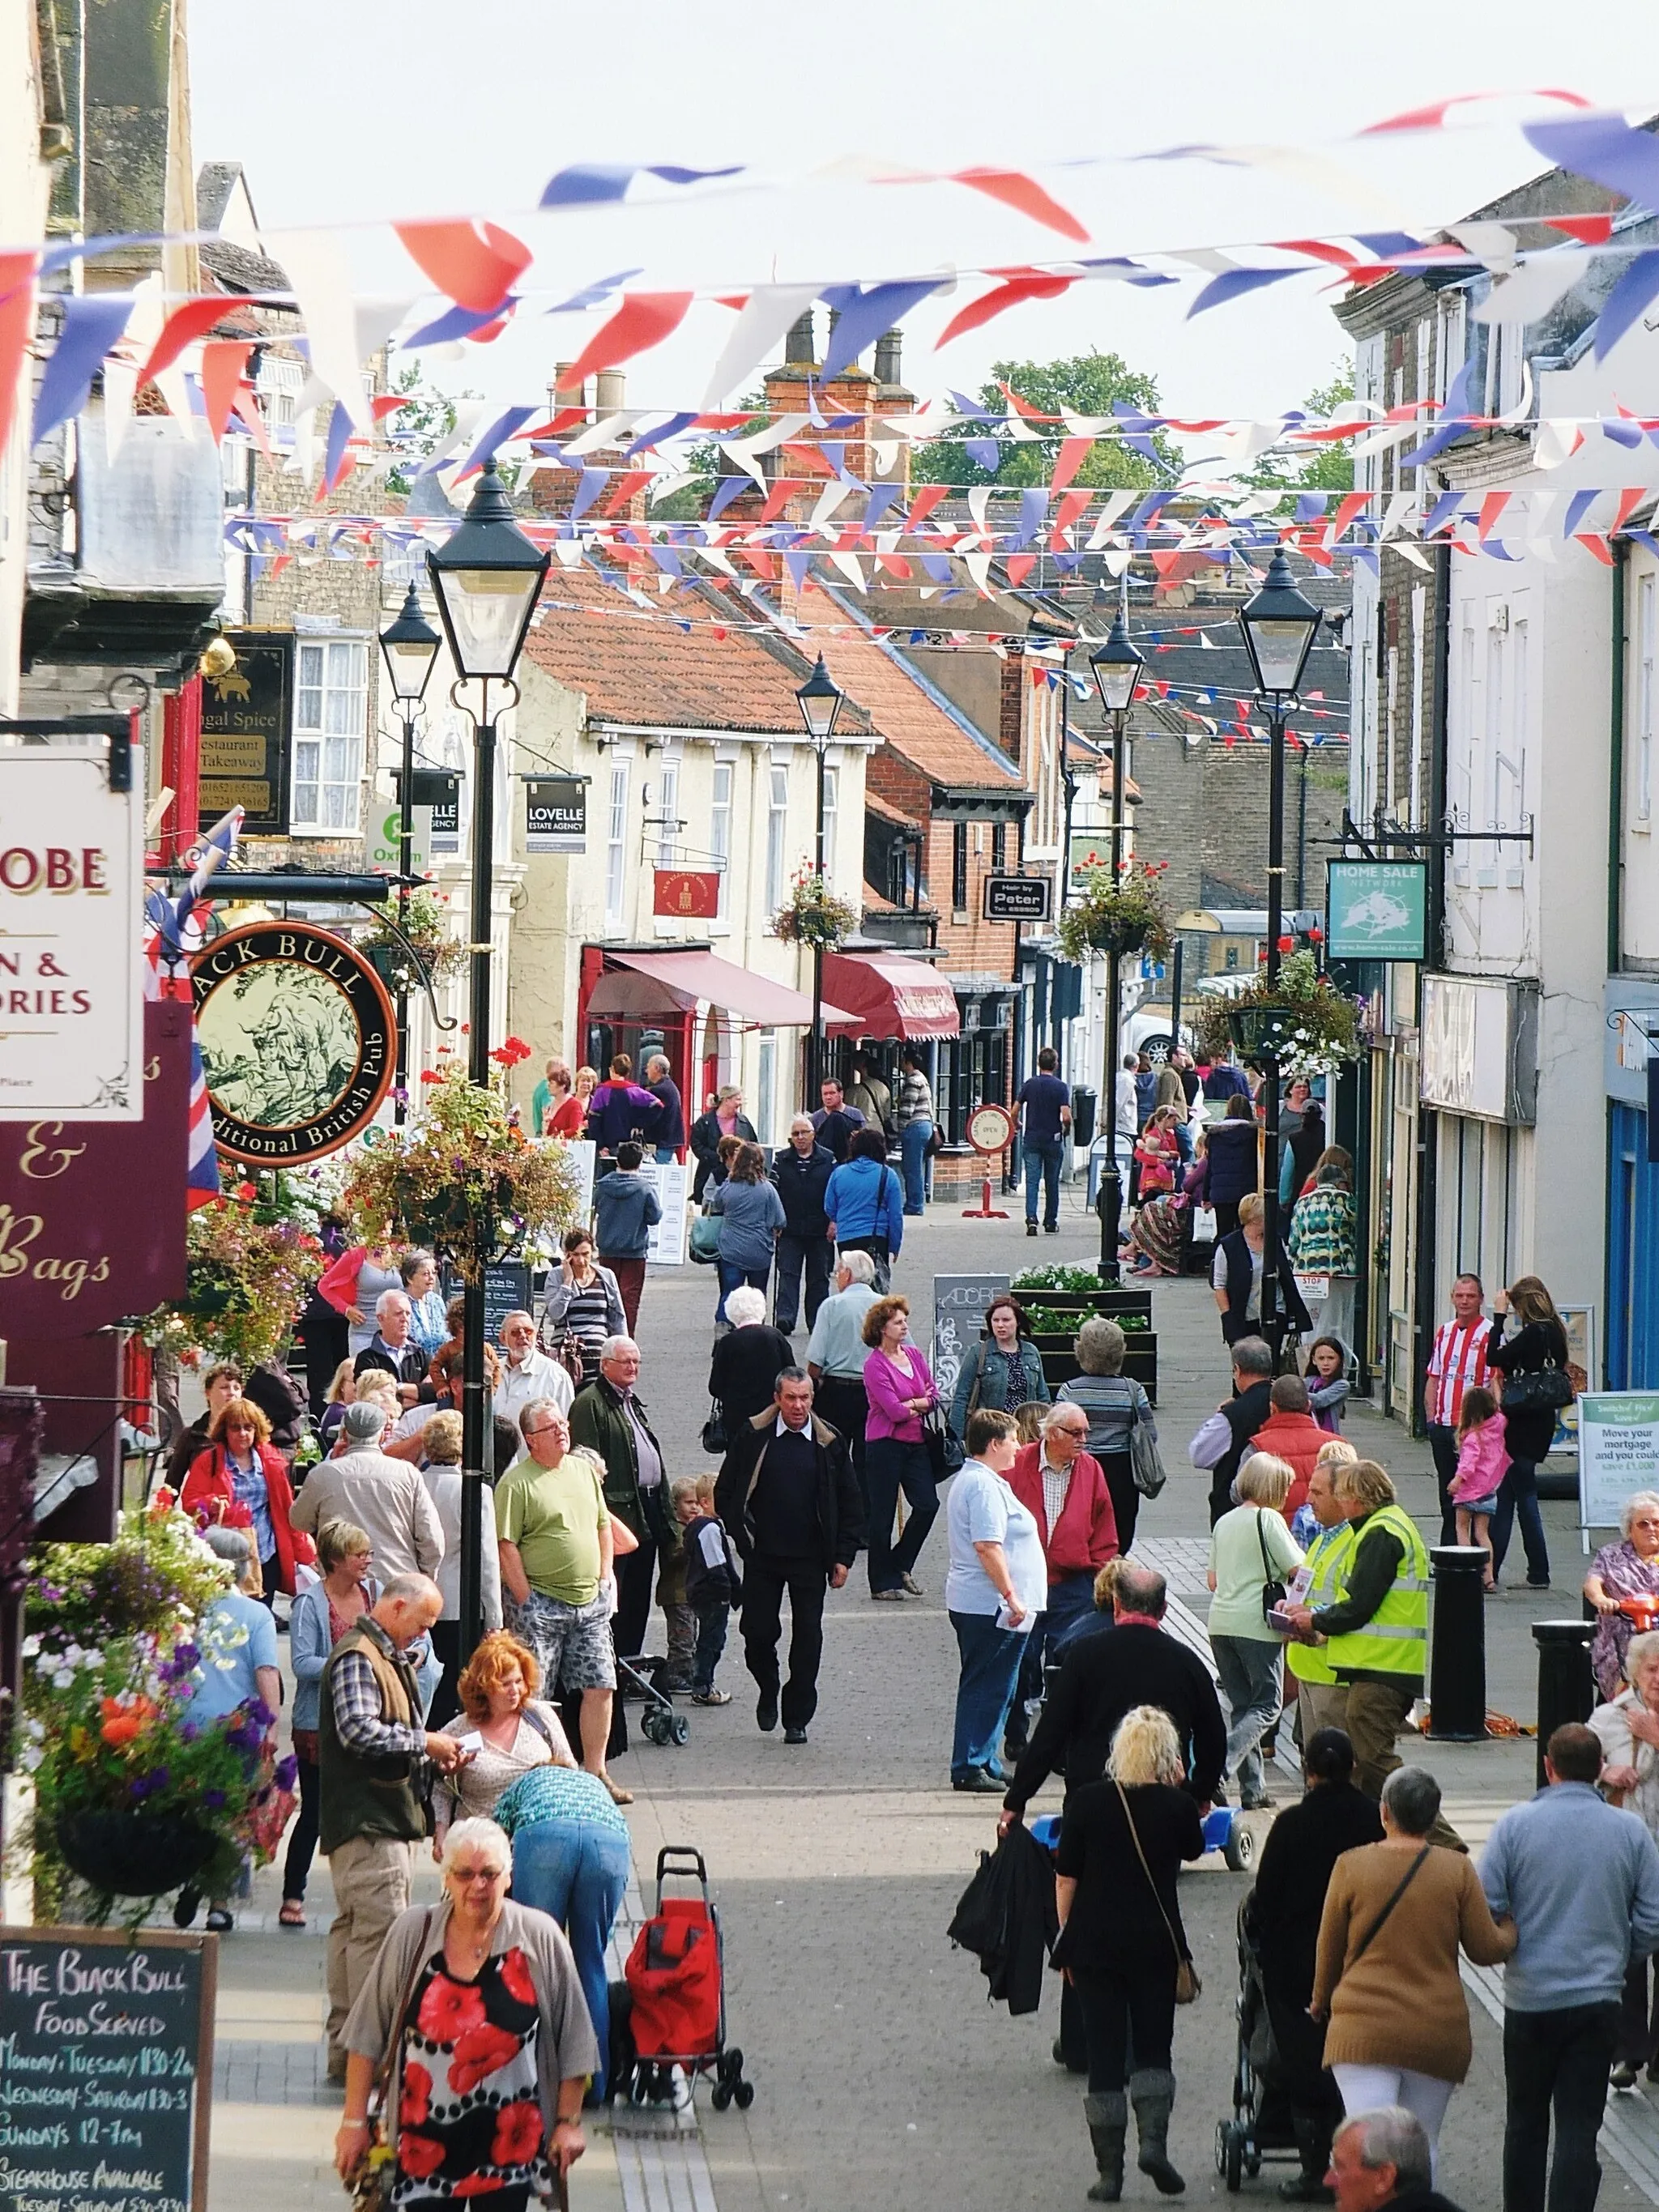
top-left (795, 582), bottom-right (1022, 791)
top-left (522, 561), bottom-right (854, 735)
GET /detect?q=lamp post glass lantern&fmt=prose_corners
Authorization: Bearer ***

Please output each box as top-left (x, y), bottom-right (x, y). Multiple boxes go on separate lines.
top-left (379, 585), bottom-right (442, 1129)
top-left (1238, 549), bottom-right (1320, 1354)
top-left (426, 463), bottom-right (551, 1662)
top-left (795, 654), bottom-right (845, 1100)
top-left (1087, 614), bottom-right (1145, 1280)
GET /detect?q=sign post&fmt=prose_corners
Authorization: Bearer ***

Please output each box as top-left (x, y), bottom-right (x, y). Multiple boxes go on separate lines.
top-left (961, 1101), bottom-right (1013, 1219)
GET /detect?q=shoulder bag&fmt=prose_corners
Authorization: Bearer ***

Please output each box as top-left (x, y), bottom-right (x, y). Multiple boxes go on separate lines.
top-left (1116, 1783), bottom-right (1201, 2003)
top-left (1500, 1357), bottom-right (1573, 1416)
top-left (701, 1400), bottom-right (728, 1455)
top-left (1342, 1845), bottom-right (1432, 1975)
top-left (1256, 1507), bottom-right (1289, 1626)
top-left (348, 1907), bottom-right (436, 2212)
top-left (689, 1212), bottom-right (723, 1266)
top-left (1127, 1387), bottom-right (1168, 1500)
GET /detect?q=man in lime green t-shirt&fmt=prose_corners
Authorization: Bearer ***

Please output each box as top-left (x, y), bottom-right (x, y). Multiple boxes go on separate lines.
top-left (495, 1398), bottom-right (629, 1804)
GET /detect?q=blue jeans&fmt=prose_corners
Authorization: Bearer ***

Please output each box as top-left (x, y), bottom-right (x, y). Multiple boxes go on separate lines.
top-left (655, 1144), bottom-right (676, 1165)
top-left (716, 1255), bottom-right (770, 1324)
top-left (1011, 1569), bottom-right (1100, 1748)
top-left (949, 1609), bottom-right (1028, 1782)
top-left (1491, 1456), bottom-right (1550, 1585)
top-left (863, 1437), bottom-right (938, 1592)
top-left (1212, 1632), bottom-right (1284, 1806)
top-left (900, 1118), bottom-right (932, 1213)
top-left (510, 1818), bottom-right (633, 2099)
top-left (1022, 1137), bottom-right (1064, 1228)
top-left (693, 1600), bottom-right (730, 1693)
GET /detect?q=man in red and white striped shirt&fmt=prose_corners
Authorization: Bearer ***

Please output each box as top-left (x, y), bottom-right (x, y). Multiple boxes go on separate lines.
top-left (1424, 1273), bottom-right (1493, 1542)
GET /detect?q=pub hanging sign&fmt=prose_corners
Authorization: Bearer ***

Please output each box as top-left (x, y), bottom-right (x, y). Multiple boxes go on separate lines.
top-left (190, 922), bottom-right (396, 1163)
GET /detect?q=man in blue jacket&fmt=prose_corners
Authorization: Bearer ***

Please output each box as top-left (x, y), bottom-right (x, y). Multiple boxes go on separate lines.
top-left (644, 1054), bottom-right (684, 1164)
top-left (770, 1116), bottom-right (836, 1335)
top-left (1482, 1723), bottom-right (1659, 2212)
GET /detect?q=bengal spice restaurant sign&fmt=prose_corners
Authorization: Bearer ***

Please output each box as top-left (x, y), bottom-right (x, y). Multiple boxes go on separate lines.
top-left (0, 742), bottom-right (143, 1120)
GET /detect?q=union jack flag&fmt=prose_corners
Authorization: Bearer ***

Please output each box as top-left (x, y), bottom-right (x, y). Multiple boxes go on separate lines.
top-left (144, 807), bottom-right (242, 1210)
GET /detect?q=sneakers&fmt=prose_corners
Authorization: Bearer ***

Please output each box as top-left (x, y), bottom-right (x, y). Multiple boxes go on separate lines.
top-left (691, 1688), bottom-right (731, 1707)
top-left (1026, 1221), bottom-right (1038, 1237)
top-left (952, 1770), bottom-right (1001, 1793)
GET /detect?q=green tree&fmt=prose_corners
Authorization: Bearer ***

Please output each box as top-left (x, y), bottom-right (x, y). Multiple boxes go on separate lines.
top-left (648, 391), bottom-right (766, 520)
top-left (386, 363), bottom-right (480, 497)
top-left (1243, 364), bottom-right (1355, 495)
top-left (913, 352), bottom-right (1176, 488)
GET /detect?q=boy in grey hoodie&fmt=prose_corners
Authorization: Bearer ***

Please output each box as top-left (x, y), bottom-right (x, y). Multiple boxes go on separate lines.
top-left (594, 1140), bottom-right (661, 1333)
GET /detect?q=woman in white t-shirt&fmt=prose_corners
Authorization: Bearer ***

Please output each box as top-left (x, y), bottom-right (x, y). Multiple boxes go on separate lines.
top-left (1206, 1451), bottom-right (1304, 1811)
top-left (945, 1407), bottom-right (1049, 1795)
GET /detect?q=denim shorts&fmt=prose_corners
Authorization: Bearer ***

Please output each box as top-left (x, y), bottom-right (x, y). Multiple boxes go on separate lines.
top-left (511, 1586), bottom-right (616, 1692)
top-left (1457, 1494), bottom-right (1499, 1519)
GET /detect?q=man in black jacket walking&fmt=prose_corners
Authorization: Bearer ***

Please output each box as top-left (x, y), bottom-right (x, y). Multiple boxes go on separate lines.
top-left (714, 1367), bottom-right (865, 1744)
top-left (770, 1118), bottom-right (836, 1334)
top-left (999, 1561), bottom-right (1226, 1825)
top-left (1188, 1335), bottom-right (1277, 1527)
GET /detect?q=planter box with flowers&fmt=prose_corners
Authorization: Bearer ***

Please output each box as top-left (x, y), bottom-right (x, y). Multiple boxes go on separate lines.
top-left (1223, 948), bottom-right (1365, 1080)
top-left (345, 1039), bottom-right (582, 1282)
top-left (1056, 863), bottom-right (1175, 965)
top-left (22, 1500), bottom-right (298, 1924)
top-left (774, 867), bottom-right (859, 951)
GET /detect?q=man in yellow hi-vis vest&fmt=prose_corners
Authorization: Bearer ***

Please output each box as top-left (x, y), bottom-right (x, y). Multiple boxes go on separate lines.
top-left (1283, 1458), bottom-right (1461, 1848)
top-left (1284, 1458), bottom-right (1358, 1741)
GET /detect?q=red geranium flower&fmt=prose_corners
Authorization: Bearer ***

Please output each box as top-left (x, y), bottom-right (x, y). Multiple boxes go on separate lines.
top-left (497, 1948), bottom-right (536, 2010)
top-left (416, 1974), bottom-right (487, 2044)
top-left (399, 2060), bottom-right (432, 2129)
top-left (489, 2101), bottom-right (544, 2167)
top-left (447, 2021), bottom-right (522, 2097)
top-left (397, 2132), bottom-right (446, 2180)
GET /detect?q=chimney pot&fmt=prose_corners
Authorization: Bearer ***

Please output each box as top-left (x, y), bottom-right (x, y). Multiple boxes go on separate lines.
top-left (874, 328), bottom-right (902, 386)
top-left (595, 369), bottom-right (627, 415)
top-left (783, 309), bottom-right (817, 367)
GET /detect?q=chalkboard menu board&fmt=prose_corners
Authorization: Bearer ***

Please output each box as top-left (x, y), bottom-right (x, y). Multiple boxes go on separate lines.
top-left (0, 1926), bottom-right (215, 2212)
top-left (440, 1262), bottom-right (534, 1341)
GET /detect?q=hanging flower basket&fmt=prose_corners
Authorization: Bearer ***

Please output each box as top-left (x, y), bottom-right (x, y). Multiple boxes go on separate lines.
top-left (1222, 949), bottom-right (1366, 1079)
top-left (360, 888), bottom-right (468, 987)
top-left (138, 1176), bottom-right (324, 1369)
top-left (1056, 863), bottom-right (1173, 965)
top-left (774, 867), bottom-right (859, 950)
top-left (57, 1810), bottom-right (219, 1898)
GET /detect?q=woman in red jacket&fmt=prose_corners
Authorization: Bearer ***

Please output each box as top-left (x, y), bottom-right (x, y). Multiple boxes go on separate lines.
top-left (181, 1397), bottom-right (313, 1601)
top-left (1004, 1406), bottom-right (1120, 1762)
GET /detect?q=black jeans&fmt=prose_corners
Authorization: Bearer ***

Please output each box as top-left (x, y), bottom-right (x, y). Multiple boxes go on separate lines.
top-left (863, 1438), bottom-right (938, 1593)
top-left (428, 1618), bottom-right (463, 1731)
top-left (614, 1532), bottom-right (659, 1663)
top-left (1427, 1422), bottom-right (1461, 1545)
top-left (774, 1233), bottom-right (833, 1333)
top-left (1073, 1964), bottom-right (1177, 2093)
top-left (282, 1754), bottom-right (321, 1903)
top-left (298, 1310), bottom-right (349, 1417)
top-left (1503, 1999), bottom-right (1620, 2212)
top-left (692, 1600), bottom-right (730, 1694)
top-left (1619, 1954), bottom-right (1659, 2069)
top-left (740, 1553), bottom-right (827, 1729)
top-left (814, 1375), bottom-right (868, 1482)
top-left (1492, 1457), bottom-right (1551, 1587)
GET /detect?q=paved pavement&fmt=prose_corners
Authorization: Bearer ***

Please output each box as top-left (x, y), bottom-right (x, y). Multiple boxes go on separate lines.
top-left (203, 1176), bottom-right (1657, 2210)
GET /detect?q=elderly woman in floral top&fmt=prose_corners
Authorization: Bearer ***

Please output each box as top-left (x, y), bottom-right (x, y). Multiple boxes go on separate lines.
top-left (1586, 1491), bottom-right (1659, 1699)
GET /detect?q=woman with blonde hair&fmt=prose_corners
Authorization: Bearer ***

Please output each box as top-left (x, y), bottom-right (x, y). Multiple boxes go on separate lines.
top-left (1055, 1704), bottom-right (1206, 2200)
top-left (318, 1358), bottom-right (357, 1452)
top-left (1207, 1453), bottom-right (1303, 1811)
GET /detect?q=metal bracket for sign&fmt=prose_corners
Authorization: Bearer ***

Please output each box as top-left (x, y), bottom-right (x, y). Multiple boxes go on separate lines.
top-left (0, 714), bottom-right (133, 791)
top-left (144, 867), bottom-right (460, 1034)
top-left (1340, 809), bottom-right (1536, 858)
top-left (1608, 1009), bottom-right (1659, 1051)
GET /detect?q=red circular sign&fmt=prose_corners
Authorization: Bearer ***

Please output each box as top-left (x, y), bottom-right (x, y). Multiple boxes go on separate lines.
top-left (966, 1102), bottom-right (1014, 1155)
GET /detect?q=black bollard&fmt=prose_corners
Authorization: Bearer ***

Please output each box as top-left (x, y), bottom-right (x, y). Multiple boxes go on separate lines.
top-left (1096, 1158), bottom-right (1123, 1283)
top-left (1427, 1546), bottom-right (1489, 1741)
top-left (1532, 1619), bottom-right (1597, 1791)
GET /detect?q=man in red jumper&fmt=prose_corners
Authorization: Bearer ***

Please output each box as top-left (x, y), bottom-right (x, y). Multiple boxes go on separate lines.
top-left (1248, 1374), bottom-right (1329, 1521)
top-left (1004, 1404), bottom-right (1120, 1762)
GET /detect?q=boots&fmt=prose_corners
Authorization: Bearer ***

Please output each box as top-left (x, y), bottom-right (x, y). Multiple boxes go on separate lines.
top-left (1083, 2092), bottom-right (1127, 2202)
top-left (1129, 2069), bottom-right (1185, 2195)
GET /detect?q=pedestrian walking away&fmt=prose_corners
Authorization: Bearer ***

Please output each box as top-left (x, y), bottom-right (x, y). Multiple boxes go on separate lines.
top-left (1205, 1093), bottom-right (1260, 1246)
top-left (1017, 1045), bottom-right (1073, 1234)
top-left (1422, 1275), bottom-right (1493, 1545)
top-left (1053, 1704), bottom-right (1207, 2200)
top-left (706, 1140), bottom-right (785, 1326)
top-left (1486, 1273), bottom-right (1569, 1591)
top-left (945, 1409), bottom-right (1047, 1792)
top-left (805, 1250), bottom-right (881, 1476)
top-left (708, 1285), bottom-right (795, 1438)
top-left (1057, 1318), bottom-right (1156, 1553)
top-left (1207, 1452), bottom-right (1303, 1810)
top-left (860, 1294), bottom-right (941, 1599)
top-left (825, 1126), bottom-right (904, 1292)
top-left (1249, 1372), bottom-right (1329, 1521)
top-left (714, 1366), bottom-right (864, 1742)
top-left (1482, 1723), bottom-right (1659, 2212)
top-left (1188, 1335), bottom-right (1277, 1528)
top-left (895, 1048), bottom-right (935, 1214)
top-left (593, 1140), bottom-right (662, 1334)
top-left (770, 1116), bottom-right (837, 1333)
top-left (1312, 1767), bottom-right (1516, 2180)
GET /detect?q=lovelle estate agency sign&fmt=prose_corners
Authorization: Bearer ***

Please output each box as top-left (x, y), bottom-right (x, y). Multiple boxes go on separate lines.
top-left (190, 923), bottom-right (395, 1164)
top-left (0, 742), bottom-right (143, 1120)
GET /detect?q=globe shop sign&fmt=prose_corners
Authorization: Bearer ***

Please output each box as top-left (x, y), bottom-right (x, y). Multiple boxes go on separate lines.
top-left (190, 923), bottom-right (395, 1163)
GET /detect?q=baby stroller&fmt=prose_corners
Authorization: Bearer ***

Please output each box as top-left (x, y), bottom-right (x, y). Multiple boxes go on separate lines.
top-left (1215, 1892), bottom-right (1302, 2192)
top-left (622, 1846), bottom-right (753, 2112)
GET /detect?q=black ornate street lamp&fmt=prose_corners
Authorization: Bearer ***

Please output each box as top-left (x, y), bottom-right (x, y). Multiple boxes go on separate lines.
top-left (427, 462), bottom-right (551, 1661)
top-left (795, 654), bottom-right (844, 1102)
top-left (378, 582), bottom-right (441, 1127)
top-left (1239, 548), bottom-right (1320, 1353)
top-left (1088, 612), bottom-right (1145, 1281)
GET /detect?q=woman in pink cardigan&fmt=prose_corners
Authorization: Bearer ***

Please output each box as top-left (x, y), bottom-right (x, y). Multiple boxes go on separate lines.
top-left (861, 1294), bottom-right (941, 1600)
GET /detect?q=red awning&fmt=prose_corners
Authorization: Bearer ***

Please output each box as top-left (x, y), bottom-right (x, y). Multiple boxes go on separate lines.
top-left (585, 948), bottom-right (857, 1029)
top-left (820, 952), bottom-right (961, 1040)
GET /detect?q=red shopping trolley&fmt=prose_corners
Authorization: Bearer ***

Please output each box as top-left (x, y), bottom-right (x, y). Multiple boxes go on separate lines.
top-left (623, 1846), bottom-right (753, 2111)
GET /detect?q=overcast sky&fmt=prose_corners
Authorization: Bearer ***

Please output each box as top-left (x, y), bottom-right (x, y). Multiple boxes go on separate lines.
top-left (191, 3), bottom-right (1659, 428)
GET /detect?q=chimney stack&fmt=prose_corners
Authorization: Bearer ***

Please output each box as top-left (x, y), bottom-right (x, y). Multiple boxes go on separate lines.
top-left (783, 309), bottom-right (817, 367)
top-left (874, 329), bottom-right (902, 387)
top-left (595, 369), bottom-right (627, 416)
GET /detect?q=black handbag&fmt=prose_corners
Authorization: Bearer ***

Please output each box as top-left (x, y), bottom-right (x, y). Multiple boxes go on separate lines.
top-left (1501, 1362), bottom-right (1573, 1416)
top-left (701, 1400), bottom-right (727, 1455)
top-left (923, 1402), bottom-right (964, 1481)
top-left (1256, 1507), bottom-right (1289, 1626)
